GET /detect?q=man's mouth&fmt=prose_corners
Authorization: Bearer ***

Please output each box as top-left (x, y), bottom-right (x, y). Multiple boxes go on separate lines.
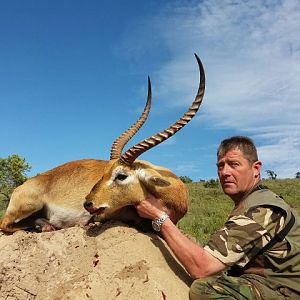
top-left (222, 181), bottom-right (235, 186)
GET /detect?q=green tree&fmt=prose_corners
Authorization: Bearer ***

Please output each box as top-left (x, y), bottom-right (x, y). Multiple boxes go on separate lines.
top-left (0, 154), bottom-right (31, 206)
top-left (295, 172), bottom-right (300, 179)
top-left (179, 176), bottom-right (193, 184)
top-left (266, 170), bottom-right (277, 180)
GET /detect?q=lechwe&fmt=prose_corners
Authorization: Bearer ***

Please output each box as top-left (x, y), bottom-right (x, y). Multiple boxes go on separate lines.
top-left (0, 54), bottom-right (205, 233)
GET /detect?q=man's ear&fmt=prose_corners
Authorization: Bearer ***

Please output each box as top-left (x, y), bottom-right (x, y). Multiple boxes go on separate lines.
top-left (253, 160), bottom-right (262, 177)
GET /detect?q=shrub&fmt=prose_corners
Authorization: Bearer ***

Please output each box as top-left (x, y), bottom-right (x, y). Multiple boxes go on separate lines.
top-left (203, 179), bottom-right (219, 188)
top-left (179, 176), bottom-right (193, 184)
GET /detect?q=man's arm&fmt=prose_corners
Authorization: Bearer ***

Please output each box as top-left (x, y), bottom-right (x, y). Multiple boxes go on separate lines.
top-left (135, 197), bottom-right (226, 279)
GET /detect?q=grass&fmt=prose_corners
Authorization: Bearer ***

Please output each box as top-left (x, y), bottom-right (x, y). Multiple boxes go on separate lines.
top-left (178, 179), bottom-right (300, 244)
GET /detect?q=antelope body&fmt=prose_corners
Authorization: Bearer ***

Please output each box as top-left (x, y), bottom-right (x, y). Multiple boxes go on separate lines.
top-left (0, 54), bottom-right (205, 233)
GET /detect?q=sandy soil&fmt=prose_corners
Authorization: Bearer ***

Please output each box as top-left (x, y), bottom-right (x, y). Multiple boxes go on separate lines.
top-left (0, 221), bottom-right (192, 300)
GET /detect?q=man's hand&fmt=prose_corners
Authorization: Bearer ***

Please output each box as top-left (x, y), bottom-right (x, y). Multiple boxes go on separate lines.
top-left (135, 194), bottom-right (166, 220)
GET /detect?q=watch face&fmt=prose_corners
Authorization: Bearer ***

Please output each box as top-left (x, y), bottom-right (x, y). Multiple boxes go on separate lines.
top-left (152, 221), bottom-right (160, 232)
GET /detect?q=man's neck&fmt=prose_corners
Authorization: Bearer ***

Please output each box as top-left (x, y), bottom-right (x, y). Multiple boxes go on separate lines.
top-left (231, 180), bottom-right (262, 206)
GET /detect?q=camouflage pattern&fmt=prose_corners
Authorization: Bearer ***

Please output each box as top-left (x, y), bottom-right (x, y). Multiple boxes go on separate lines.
top-left (199, 188), bottom-right (300, 298)
top-left (189, 273), bottom-right (299, 300)
top-left (204, 206), bottom-right (286, 268)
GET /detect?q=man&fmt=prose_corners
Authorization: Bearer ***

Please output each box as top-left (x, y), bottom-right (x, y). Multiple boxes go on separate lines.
top-left (135, 136), bottom-right (300, 299)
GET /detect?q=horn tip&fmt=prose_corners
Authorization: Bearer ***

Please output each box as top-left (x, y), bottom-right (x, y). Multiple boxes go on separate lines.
top-left (147, 76), bottom-right (152, 95)
top-left (194, 53), bottom-right (201, 63)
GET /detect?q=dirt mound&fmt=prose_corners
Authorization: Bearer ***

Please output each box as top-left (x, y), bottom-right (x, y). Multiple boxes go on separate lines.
top-left (0, 221), bottom-right (191, 300)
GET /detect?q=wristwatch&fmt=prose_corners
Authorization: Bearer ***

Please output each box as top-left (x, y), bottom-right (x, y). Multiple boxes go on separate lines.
top-left (152, 213), bottom-right (169, 232)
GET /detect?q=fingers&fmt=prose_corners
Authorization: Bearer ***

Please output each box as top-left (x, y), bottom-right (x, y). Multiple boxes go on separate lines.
top-left (135, 199), bottom-right (164, 220)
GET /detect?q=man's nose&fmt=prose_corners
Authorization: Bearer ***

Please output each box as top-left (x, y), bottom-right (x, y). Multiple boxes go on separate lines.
top-left (219, 164), bottom-right (231, 176)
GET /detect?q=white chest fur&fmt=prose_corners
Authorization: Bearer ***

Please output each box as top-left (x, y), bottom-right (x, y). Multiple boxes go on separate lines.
top-left (45, 203), bottom-right (92, 228)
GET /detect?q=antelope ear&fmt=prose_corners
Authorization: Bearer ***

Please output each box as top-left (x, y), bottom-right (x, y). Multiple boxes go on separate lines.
top-left (149, 176), bottom-right (170, 187)
top-left (138, 169), bottom-right (171, 188)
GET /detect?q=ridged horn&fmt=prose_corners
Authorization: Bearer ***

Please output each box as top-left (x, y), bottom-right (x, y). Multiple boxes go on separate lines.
top-left (110, 77), bottom-right (152, 160)
top-left (119, 53), bottom-right (205, 165)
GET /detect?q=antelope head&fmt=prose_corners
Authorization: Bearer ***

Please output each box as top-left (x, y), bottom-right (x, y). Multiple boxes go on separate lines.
top-left (84, 54), bottom-right (205, 220)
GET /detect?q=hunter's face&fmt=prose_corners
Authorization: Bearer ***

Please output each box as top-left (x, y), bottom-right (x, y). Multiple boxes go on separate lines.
top-left (217, 148), bottom-right (261, 201)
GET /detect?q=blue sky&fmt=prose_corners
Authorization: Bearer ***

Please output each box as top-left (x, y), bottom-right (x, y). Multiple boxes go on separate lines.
top-left (1, 0), bottom-right (299, 181)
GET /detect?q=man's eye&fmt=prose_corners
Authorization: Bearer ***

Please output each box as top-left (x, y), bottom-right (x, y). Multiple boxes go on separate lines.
top-left (217, 163), bottom-right (224, 170)
top-left (116, 174), bottom-right (128, 181)
top-left (230, 162), bottom-right (239, 167)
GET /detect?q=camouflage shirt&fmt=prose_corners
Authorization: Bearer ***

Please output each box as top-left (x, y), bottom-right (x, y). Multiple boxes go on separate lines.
top-left (204, 188), bottom-right (300, 295)
top-left (204, 206), bottom-right (287, 268)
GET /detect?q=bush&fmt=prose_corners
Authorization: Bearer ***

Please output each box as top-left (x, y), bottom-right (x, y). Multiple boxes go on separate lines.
top-left (203, 179), bottom-right (219, 188)
top-left (0, 154), bottom-right (31, 210)
top-left (179, 176), bottom-right (193, 184)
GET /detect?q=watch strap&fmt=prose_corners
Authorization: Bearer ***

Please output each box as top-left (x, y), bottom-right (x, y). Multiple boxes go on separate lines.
top-left (152, 212), bottom-right (169, 232)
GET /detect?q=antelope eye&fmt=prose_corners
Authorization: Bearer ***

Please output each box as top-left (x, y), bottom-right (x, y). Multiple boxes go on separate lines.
top-left (116, 173), bottom-right (128, 181)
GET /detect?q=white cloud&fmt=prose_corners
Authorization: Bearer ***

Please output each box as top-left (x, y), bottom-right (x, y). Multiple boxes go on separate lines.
top-left (119, 0), bottom-right (300, 178)
top-left (153, 0), bottom-right (300, 178)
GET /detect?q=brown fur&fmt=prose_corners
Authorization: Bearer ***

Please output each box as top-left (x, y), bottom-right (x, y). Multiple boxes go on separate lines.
top-left (0, 158), bottom-right (188, 233)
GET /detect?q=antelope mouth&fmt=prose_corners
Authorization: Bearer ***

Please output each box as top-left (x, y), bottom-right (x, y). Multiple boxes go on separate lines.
top-left (91, 207), bottom-right (107, 215)
top-left (85, 203), bottom-right (109, 215)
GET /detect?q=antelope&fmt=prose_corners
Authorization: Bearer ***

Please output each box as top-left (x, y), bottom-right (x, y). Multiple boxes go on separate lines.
top-left (0, 54), bottom-right (205, 233)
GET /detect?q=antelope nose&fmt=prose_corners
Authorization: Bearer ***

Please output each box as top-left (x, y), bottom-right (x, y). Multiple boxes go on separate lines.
top-left (84, 200), bottom-right (93, 209)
